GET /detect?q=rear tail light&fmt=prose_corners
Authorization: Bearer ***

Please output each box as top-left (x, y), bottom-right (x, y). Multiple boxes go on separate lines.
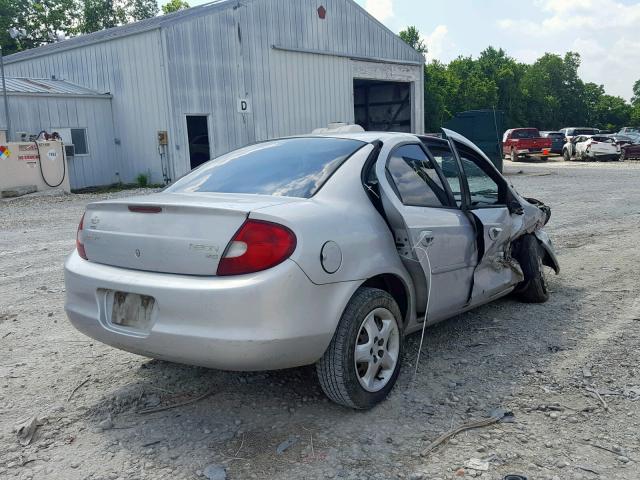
top-left (76, 213), bottom-right (88, 260)
top-left (217, 219), bottom-right (297, 276)
top-left (591, 141), bottom-right (599, 144)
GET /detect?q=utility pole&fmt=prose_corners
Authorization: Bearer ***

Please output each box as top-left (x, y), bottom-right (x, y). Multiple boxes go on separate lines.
top-left (0, 45), bottom-right (11, 142)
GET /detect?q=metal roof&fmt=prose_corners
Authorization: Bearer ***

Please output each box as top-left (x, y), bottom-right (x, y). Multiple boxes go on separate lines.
top-left (1, 77), bottom-right (110, 97)
top-left (3, 0), bottom-right (239, 64)
top-left (4, 0), bottom-right (423, 65)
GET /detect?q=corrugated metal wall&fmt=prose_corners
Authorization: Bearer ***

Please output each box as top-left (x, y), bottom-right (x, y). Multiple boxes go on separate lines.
top-left (0, 95), bottom-right (116, 188)
top-left (3, 0), bottom-right (424, 184)
top-left (163, 0), bottom-right (424, 176)
top-left (3, 30), bottom-right (171, 186)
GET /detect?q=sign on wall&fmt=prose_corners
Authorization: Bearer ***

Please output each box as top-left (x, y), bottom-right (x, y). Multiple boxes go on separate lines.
top-left (237, 98), bottom-right (251, 113)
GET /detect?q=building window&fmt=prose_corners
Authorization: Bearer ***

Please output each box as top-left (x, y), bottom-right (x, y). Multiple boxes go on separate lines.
top-left (71, 128), bottom-right (88, 155)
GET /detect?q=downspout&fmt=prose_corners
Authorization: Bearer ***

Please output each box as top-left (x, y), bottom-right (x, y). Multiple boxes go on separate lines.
top-left (0, 46), bottom-right (12, 141)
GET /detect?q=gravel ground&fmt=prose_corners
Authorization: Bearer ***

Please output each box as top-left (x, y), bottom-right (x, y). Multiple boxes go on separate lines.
top-left (1, 161), bottom-right (640, 480)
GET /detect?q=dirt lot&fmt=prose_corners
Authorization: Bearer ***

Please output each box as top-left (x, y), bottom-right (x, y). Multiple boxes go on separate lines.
top-left (2, 160), bottom-right (640, 480)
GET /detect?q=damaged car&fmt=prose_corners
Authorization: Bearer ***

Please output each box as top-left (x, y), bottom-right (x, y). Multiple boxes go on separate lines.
top-left (65, 128), bottom-right (559, 409)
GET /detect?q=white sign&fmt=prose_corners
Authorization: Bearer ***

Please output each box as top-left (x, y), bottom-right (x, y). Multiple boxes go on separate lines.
top-left (237, 98), bottom-right (251, 113)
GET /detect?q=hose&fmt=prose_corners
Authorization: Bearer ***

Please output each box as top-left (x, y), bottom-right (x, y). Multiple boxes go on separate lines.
top-left (34, 138), bottom-right (66, 188)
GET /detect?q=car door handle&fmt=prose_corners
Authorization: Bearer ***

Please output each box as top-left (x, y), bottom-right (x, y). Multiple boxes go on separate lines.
top-left (418, 230), bottom-right (434, 248)
top-left (488, 227), bottom-right (503, 240)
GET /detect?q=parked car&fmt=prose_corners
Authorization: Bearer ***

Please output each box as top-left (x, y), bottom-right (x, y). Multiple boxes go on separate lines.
top-left (561, 128), bottom-right (600, 160)
top-left (618, 127), bottom-right (639, 135)
top-left (65, 128), bottom-right (559, 409)
top-left (605, 133), bottom-right (637, 149)
top-left (620, 133), bottom-right (640, 160)
top-left (573, 135), bottom-right (621, 161)
top-left (540, 131), bottom-right (565, 154)
top-left (558, 127), bottom-right (599, 145)
top-left (503, 128), bottom-right (553, 161)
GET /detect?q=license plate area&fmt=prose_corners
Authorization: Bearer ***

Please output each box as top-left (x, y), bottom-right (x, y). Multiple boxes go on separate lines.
top-left (110, 291), bottom-right (155, 330)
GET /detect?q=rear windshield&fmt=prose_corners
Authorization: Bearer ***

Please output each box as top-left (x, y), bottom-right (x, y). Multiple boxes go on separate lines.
top-left (592, 136), bottom-right (614, 143)
top-left (546, 132), bottom-right (565, 138)
top-left (512, 129), bottom-right (540, 139)
top-left (167, 137), bottom-right (365, 198)
top-left (574, 129), bottom-right (598, 135)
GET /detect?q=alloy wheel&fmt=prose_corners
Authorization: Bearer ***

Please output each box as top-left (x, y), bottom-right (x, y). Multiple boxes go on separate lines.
top-left (354, 308), bottom-right (400, 392)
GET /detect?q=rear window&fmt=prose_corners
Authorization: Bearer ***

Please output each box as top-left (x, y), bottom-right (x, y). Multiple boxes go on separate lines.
top-left (512, 129), bottom-right (540, 139)
top-left (546, 132), bottom-right (565, 138)
top-left (592, 136), bottom-right (614, 143)
top-left (574, 129), bottom-right (598, 136)
top-left (167, 137), bottom-right (365, 198)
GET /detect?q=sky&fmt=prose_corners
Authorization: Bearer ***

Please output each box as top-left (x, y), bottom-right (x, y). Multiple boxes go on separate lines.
top-left (182, 0), bottom-right (640, 100)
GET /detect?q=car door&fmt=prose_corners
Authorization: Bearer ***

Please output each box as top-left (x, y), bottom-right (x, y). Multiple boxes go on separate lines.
top-left (574, 136), bottom-right (586, 156)
top-left (375, 141), bottom-right (476, 324)
top-left (445, 130), bottom-right (525, 305)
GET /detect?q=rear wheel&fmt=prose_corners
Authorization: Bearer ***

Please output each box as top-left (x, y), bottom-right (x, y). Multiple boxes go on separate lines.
top-left (563, 149), bottom-right (571, 161)
top-left (513, 235), bottom-right (549, 303)
top-left (316, 287), bottom-right (403, 409)
top-left (510, 149), bottom-right (517, 162)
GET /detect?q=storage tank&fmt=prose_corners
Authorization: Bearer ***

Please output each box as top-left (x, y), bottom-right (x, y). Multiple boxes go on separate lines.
top-left (0, 140), bottom-right (70, 197)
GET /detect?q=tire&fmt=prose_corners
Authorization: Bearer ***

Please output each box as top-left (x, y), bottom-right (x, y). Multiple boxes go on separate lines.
top-left (510, 149), bottom-right (517, 163)
top-left (316, 287), bottom-right (404, 409)
top-left (540, 156), bottom-right (548, 162)
top-left (563, 149), bottom-right (571, 161)
top-left (513, 235), bottom-right (549, 303)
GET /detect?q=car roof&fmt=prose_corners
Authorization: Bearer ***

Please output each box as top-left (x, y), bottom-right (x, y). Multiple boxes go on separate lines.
top-left (302, 131), bottom-right (419, 143)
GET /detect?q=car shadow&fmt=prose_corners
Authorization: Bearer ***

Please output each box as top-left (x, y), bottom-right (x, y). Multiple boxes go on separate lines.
top-left (83, 275), bottom-right (587, 476)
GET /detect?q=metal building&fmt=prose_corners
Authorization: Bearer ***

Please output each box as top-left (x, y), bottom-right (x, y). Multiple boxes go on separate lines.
top-left (0, 77), bottom-right (115, 188)
top-left (3, 0), bottom-right (424, 188)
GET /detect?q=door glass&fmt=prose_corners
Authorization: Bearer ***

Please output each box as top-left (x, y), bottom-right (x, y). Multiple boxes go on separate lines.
top-left (456, 144), bottom-right (502, 207)
top-left (425, 143), bottom-right (463, 207)
top-left (386, 144), bottom-right (449, 207)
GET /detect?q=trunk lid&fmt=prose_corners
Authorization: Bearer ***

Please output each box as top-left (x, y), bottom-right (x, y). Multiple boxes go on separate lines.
top-left (82, 192), bottom-right (298, 275)
top-left (590, 139), bottom-right (618, 154)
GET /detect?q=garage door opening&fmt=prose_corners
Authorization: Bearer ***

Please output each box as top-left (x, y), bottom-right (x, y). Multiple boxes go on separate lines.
top-left (186, 115), bottom-right (211, 169)
top-left (354, 80), bottom-right (412, 133)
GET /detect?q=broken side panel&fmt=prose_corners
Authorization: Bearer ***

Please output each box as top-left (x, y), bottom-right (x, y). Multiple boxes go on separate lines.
top-left (468, 207), bottom-right (524, 304)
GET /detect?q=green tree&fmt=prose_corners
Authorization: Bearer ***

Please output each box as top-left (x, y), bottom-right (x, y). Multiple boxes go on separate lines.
top-left (446, 55), bottom-right (498, 114)
top-left (80, 0), bottom-right (158, 34)
top-left (595, 95), bottom-right (631, 130)
top-left (131, 0), bottom-right (158, 20)
top-left (81, 0), bottom-right (127, 33)
top-left (162, 0), bottom-right (189, 14)
top-left (423, 60), bottom-right (454, 131)
top-left (1, 0), bottom-right (79, 53)
top-left (630, 106), bottom-right (640, 127)
top-left (476, 46), bottom-right (527, 127)
top-left (398, 26), bottom-right (426, 55)
top-left (632, 79), bottom-right (640, 107)
top-left (0, 0), bottom-right (22, 54)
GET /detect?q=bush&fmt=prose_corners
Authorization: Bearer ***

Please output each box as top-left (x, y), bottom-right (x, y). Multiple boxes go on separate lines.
top-left (136, 173), bottom-right (149, 188)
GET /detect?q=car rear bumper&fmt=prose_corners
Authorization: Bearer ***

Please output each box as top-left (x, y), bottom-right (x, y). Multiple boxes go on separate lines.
top-left (64, 251), bottom-right (358, 371)
top-left (585, 153), bottom-right (620, 161)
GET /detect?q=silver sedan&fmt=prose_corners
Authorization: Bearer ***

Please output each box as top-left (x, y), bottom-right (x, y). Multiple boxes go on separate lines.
top-left (65, 128), bottom-right (559, 409)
